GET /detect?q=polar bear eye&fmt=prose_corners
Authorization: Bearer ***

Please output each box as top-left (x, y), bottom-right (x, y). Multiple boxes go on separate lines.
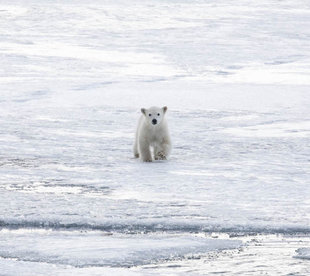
top-left (149, 114), bottom-right (152, 117)
top-left (157, 113), bottom-right (160, 116)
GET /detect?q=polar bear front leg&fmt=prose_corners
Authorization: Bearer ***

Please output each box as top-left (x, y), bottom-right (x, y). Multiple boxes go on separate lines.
top-left (154, 141), bottom-right (171, 160)
top-left (139, 139), bottom-right (152, 162)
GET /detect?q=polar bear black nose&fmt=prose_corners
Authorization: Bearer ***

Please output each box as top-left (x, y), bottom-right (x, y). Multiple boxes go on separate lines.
top-left (152, 119), bottom-right (157, 125)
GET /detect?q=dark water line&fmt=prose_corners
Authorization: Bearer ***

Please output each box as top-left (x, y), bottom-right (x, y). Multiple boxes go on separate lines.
top-left (1, 220), bottom-right (310, 236)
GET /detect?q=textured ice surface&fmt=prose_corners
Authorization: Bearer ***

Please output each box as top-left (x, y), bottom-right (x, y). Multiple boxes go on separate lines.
top-left (140, 235), bottom-right (310, 275)
top-left (0, 230), bottom-right (241, 267)
top-left (0, 0), bottom-right (310, 275)
top-left (295, 248), bottom-right (310, 260)
top-left (1, 86), bottom-right (309, 234)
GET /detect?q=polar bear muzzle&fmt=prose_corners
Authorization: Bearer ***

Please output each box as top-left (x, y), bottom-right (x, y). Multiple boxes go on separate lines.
top-left (152, 119), bottom-right (157, 125)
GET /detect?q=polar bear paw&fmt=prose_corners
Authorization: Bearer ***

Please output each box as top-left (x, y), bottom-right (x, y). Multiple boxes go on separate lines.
top-left (143, 158), bottom-right (153, 162)
top-left (155, 152), bottom-right (167, 160)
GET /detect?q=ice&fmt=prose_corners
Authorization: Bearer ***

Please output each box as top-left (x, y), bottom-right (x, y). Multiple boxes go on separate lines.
top-left (222, 121), bottom-right (310, 138)
top-left (0, 229), bottom-right (241, 268)
top-left (1, 0), bottom-right (310, 274)
top-left (295, 248), bottom-right (310, 260)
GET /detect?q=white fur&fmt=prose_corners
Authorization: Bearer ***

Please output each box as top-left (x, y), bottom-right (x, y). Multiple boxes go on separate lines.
top-left (134, 106), bottom-right (171, 162)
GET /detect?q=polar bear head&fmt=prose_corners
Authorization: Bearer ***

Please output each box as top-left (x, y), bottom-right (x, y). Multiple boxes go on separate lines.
top-left (141, 106), bottom-right (168, 126)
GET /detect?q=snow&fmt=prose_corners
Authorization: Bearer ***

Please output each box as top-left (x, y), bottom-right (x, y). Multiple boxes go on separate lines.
top-left (0, 0), bottom-right (310, 274)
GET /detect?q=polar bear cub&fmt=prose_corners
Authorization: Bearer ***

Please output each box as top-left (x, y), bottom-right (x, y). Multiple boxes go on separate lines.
top-left (134, 106), bottom-right (171, 162)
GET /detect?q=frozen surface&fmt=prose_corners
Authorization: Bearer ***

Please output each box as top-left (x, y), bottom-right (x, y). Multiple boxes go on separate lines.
top-left (0, 0), bottom-right (310, 275)
top-left (0, 229), bottom-right (241, 268)
top-left (139, 234), bottom-right (310, 275)
top-left (295, 248), bottom-right (310, 260)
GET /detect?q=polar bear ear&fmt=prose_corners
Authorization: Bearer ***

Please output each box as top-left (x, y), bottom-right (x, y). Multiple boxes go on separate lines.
top-left (141, 108), bottom-right (146, 115)
top-left (163, 106), bottom-right (168, 113)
